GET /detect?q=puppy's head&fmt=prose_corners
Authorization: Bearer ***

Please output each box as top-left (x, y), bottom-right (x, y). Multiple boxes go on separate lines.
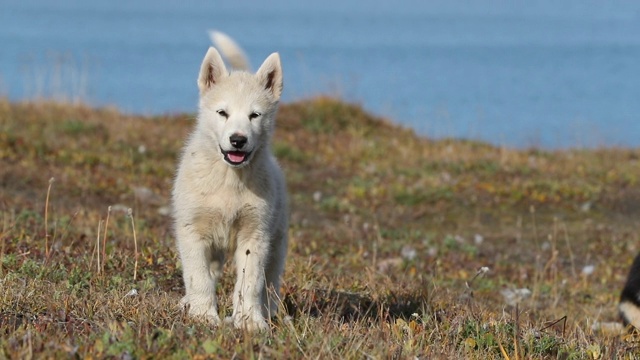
top-left (196, 47), bottom-right (283, 168)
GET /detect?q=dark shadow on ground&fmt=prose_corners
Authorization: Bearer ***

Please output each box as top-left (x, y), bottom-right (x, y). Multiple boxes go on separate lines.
top-left (283, 287), bottom-right (427, 323)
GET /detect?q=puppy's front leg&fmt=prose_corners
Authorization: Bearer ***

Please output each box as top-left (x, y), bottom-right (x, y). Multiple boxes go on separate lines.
top-left (231, 237), bottom-right (270, 331)
top-left (177, 227), bottom-right (224, 325)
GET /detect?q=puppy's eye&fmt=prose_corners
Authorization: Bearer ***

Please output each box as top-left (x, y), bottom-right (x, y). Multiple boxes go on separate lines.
top-left (216, 109), bottom-right (228, 118)
top-left (249, 112), bottom-right (261, 120)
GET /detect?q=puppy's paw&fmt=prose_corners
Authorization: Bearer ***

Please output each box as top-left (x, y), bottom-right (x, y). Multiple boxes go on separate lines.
top-left (228, 311), bottom-right (269, 332)
top-left (180, 295), bottom-right (221, 325)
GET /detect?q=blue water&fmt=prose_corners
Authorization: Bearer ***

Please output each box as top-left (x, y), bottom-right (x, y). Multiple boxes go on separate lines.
top-left (1, 0), bottom-right (640, 148)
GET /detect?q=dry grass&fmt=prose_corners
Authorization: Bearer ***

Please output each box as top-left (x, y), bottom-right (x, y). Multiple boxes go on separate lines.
top-left (2, 97), bottom-right (640, 358)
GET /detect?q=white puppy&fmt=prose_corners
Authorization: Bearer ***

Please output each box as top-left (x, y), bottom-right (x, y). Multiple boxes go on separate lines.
top-left (172, 46), bottom-right (288, 331)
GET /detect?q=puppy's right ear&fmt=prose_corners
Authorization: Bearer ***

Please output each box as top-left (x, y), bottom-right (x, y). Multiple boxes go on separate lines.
top-left (198, 47), bottom-right (228, 94)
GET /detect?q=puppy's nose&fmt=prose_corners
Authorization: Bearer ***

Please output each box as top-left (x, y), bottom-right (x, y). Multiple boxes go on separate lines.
top-left (230, 134), bottom-right (248, 149)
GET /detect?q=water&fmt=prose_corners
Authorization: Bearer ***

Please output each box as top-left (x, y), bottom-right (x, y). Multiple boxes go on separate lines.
top-left (1, 0), bottom-right (639, 148)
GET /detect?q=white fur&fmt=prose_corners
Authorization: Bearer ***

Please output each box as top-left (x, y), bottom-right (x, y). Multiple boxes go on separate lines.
top-left (620, 300), bottom-right (640, 329)
top-left (172, 47), bottom-right (287, 331)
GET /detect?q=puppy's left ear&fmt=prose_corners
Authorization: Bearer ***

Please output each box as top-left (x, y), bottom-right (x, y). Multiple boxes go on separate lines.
top-left (256, 53), bottom-right (283, 100)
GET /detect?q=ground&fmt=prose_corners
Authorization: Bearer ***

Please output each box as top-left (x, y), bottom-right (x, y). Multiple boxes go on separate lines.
top-left (2, 97), bottom-right (640, 358)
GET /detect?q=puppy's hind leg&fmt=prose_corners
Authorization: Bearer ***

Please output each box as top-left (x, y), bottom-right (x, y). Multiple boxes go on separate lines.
top-left (264, 231), bottom-right (288, 319)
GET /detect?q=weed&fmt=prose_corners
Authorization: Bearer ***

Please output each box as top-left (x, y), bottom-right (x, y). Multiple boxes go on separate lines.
top-left (1, 98), bottom-right (639, 358)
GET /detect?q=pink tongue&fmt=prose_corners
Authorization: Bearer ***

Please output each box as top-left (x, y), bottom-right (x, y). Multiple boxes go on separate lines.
top-left (228, 151), bottom-right (246, 163)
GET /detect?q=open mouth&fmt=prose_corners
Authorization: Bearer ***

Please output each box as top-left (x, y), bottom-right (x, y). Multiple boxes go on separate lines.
top-left (220, 148), bottom-right (252, 166)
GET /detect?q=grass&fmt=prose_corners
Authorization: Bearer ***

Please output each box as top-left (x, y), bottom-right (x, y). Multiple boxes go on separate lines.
top-left (2, 96), bottom-right (640, 358)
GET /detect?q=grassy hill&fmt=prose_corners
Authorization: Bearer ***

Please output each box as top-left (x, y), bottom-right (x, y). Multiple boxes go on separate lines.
top-left (1, 97), bottom-right (640, 358)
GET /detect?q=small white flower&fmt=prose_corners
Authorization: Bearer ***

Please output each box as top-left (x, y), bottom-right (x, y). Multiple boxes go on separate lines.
top-left (581, 265), bottom-right (595, 276)
top-left (312, 191), bottom-right (322, 202)
top-left (440, 172), bottom-right (452, 183)
top-left (427, 247), bottom-right (438, 257)
top-left (124, 288), bottom-right (138, 298)
top-left (401, 245), bottom-right (417, 261)
top-left (591, 321), bottom-right (625, 335)
top-left (110, 204), bottom-right (129, 213)
top-left (500, 288), bottom-right (531, 306)
top-left (474, 234), bottom-right (484, 245)
top-left (157, 206), bottom-right (172, 216)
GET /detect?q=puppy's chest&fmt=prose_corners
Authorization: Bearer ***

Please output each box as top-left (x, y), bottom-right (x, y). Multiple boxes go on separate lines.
top-left (191, 194), bottom-right (264, 247)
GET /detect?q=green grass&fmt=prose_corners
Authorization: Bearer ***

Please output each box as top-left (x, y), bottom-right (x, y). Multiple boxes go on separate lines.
top-left (1, 96), bottom-right (640, 358)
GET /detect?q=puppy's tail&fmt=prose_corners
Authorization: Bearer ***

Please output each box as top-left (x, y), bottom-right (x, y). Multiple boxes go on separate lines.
top-left (208, 30), bottom-right (251, 71)
top-left (620, 252), bottom-right (640, 330)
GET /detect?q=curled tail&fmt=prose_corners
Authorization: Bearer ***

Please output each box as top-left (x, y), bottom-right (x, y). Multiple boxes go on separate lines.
top-left (208, 30), bottom-right (251, 71)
